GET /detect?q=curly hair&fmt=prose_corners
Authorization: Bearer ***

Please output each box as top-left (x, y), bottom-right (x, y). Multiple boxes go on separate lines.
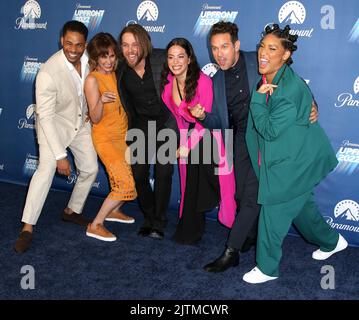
top-left (160, 38), bottom-right (200, 103)
top-left (87, 32), bottom-right (120, 71)
top-left (262, 24), bottom-right (298, 65)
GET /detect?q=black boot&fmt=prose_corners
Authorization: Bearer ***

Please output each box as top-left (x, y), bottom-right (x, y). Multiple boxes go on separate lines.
top-left (203, 247), bottom-right (239, 272)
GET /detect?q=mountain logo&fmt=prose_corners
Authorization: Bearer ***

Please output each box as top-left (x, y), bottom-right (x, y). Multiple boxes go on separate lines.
top-left (126, 20), bottom-right (138, 26)
top-left (26, 104), bottom-right (36, 120)
top-left (201, 63), bottom-right (220, 78)
top-left (334, 200), bottom-right (359, 222)
top-left (23, 0), bottom-right (41, 19)
top-left (18, 104), bottom-right (36, 130)
top-left (15, 0), bottom-right (47, 30)
top-left (354, 76), bottom-right (359, 94)
top-left (137, 1), bottom-right (159, 21)
top-left (278, 1), bottom-right (306, 25)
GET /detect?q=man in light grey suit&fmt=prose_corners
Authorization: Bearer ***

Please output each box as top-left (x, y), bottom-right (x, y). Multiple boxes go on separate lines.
top-left (14, 21), bottom-right (98, 253)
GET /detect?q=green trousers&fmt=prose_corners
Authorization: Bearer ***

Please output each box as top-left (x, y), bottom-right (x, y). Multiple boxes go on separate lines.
top-left (256, 190), bottom-right (339, 277)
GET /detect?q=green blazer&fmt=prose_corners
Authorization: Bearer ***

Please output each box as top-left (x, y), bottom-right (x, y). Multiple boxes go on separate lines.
top-left (246, 64), bottom-right (338, 205)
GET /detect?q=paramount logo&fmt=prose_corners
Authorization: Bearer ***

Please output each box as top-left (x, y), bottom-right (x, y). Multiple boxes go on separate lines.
top-left (323, 199), bottom-right (359, 234)
top-left (15, 0), bottom-right (47, 30)
top-left (335, 76), bottom-right (359, 108)
top-left (67, 172), bottom-right (100, 188)
top-left (325, 216), bottom-right (359, 233)
top-left (135, 1), bottom-right (165, 33)
top-left (201, 63), bottom-right (220, 78)
top-left (18, 104), bottom-right (36, 130)
top-left (334, 200), bottom-right (359, 221)
top-left (278, 1), bottom-right (313, 37)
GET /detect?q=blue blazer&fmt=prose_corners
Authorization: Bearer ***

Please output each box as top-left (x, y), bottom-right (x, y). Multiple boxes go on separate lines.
top-left (200, 50), bottom-right (258, 131)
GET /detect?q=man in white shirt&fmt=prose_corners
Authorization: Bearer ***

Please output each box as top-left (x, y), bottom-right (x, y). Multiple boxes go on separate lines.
top-left (14, 20), bottom-right (98, 253)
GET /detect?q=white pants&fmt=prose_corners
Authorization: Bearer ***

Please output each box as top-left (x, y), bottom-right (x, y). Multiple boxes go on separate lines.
top-left (22, 126), bottom-right (98, 225)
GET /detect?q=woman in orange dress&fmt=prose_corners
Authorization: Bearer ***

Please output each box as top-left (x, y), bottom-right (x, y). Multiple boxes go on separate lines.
top-left (84, 32), bottom-right (137, 241)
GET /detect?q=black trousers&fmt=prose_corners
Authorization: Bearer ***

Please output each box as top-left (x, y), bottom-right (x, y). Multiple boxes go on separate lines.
top-left (130, 120), bottom-right (174, 232)
top-left (227, 136), bottom-right (261, 251)
top-left (173, 131), bottom-right (220, 245)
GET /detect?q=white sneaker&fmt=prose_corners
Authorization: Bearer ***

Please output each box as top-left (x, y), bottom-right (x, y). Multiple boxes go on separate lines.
top-left (312, 234), bottom-right (348, 260)
top-left (243, 266), bottom-right (278, 284)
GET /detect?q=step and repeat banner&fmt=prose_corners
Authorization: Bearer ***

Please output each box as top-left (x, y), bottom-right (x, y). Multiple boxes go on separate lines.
top-left (0, 0), bottom-right (358, 245)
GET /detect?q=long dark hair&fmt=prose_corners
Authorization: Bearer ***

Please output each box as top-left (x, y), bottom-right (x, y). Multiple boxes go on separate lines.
top-left (161, 38), bottom-right (200, 103)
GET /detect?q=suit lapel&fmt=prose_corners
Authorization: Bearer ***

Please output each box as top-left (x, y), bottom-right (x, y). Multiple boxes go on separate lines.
top-left (243, 51), bottom-right (259, 91)
top-left (58, 52), bottom-right (82, 109)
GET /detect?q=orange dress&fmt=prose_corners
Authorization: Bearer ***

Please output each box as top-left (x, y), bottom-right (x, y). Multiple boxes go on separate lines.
top-left (90, 71), bottom-right (137, 201)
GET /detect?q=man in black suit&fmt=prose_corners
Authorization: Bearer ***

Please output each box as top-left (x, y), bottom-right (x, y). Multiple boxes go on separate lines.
top-left (191, 22), bottom-right (318, 272)
top-left (190, 22), bottom-right (260, 271)
top-left (116, 24), bottom-right (177, 240)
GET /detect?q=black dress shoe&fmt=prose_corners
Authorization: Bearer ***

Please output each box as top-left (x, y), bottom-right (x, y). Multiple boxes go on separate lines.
top-left (149, 229), bottom-right (164, 240)
top-left (203, 247), bottom-right (239, 272)
top-left (240, 237), bottom-right (256, 253)
top-left (137, 227), bottom-right (152, 237)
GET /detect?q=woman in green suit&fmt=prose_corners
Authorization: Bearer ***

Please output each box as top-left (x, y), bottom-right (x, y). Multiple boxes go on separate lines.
top-left (243, 24), bottom-right (348, 284)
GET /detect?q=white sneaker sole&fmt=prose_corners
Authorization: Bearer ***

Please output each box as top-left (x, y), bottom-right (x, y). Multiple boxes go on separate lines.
top-left (243, 267), bottom-right (278, 284)
top-left (312, 234), bottom-right (348, 260)
top-left (86, 231), bottom-right (117, 242)
top-left (105, 218), bottom-right (135, 224)
top-left (243, 274), bottom-right (278, 284)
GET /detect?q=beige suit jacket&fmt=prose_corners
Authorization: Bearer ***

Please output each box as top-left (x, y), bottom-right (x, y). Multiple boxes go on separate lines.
top-left (35, 49), bottom-right (91, 159)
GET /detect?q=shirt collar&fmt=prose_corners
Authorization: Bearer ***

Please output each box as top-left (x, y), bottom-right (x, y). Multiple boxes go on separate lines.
top-left (226, 52), bottom-right (243, 75)
top-left (61, 49), bottom-right (88, 72)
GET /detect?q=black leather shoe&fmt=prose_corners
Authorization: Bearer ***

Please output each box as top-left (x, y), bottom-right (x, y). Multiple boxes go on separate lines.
top-left (240, 237), bottom-right (256, 253)
top-left (137, 227), bottom-right (152, 237)
top-left (149, 229), bottom-right (164, 240)
top-left (203, 247), bottom-right (239, 272)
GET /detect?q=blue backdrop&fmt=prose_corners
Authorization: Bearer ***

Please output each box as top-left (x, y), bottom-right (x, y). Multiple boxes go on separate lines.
top-left (0, 0), bottom-right (358, 246)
